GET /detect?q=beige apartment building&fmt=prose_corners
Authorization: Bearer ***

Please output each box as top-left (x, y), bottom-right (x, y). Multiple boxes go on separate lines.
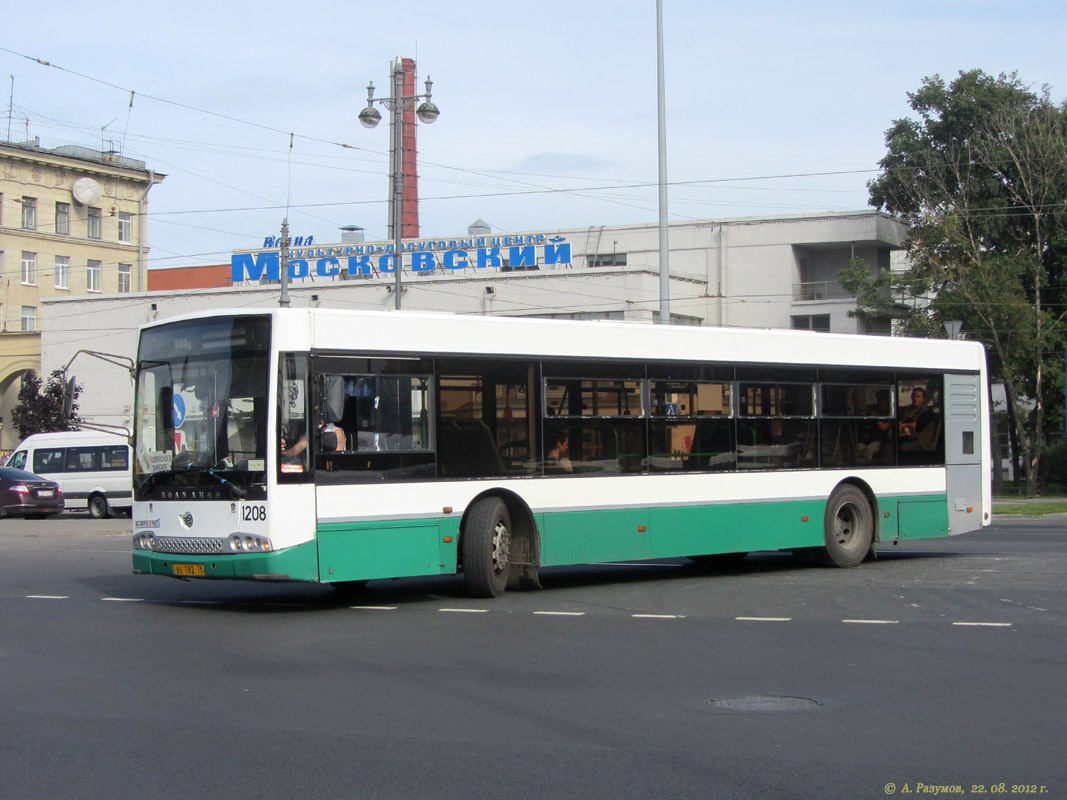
top-left (0, 139), bottom-right (163, 449)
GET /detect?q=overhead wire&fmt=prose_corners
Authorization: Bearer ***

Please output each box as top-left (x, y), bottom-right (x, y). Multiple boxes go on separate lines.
top-left (4, 45), bottom-right (1066, 303)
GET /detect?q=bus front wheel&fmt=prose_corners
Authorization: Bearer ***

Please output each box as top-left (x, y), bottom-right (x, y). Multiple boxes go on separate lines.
top-left (818, 485), bottom-right (873, 568)
top-left (88, 494), bottom-right (110, 520)
top-left (463, 498), bottom-right (511, 598)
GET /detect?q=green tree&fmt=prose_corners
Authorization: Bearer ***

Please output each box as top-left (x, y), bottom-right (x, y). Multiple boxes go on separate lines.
top-left (847, 70), bottom-right (1067, 495)
top-left (10, 370), bottom-right (82, 440)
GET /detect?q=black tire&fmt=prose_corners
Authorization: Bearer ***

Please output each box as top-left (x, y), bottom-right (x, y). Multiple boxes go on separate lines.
top-left (818, 484), bottom-right (873, 568)
top-left (88, 495), bottom-right (110, 520)
top-left (463, 497), bottom-right (511, 598)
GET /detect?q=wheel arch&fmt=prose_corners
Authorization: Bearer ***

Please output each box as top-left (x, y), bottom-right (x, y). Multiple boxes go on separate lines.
top-left (460, 488), bottom-right (542, 590)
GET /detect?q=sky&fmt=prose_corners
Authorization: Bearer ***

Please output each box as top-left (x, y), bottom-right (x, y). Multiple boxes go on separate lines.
top-left (2, 0), bottom-right (1065, 268)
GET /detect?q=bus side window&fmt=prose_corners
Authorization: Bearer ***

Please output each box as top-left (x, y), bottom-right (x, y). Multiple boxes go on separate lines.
top-left (9, 451), bottom-right (27, 470)
top-left (101, 446), bottom-right (129, 470)
top-left (897, 378), bottom-right (944, 465)
top-left (32, 448), bottom-right (65, 473)
top-left (66, 447), bottom-right (100, 471)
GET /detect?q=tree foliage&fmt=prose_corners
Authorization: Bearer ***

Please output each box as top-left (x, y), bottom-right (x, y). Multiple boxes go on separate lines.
top-left (10, 370), bottom-right (82, 441)
top-left (846, 69), bottom-right (1067, 495)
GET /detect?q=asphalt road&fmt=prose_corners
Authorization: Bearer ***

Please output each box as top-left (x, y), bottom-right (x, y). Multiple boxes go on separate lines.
top-left (1, 514), bottom-right (1064, 800)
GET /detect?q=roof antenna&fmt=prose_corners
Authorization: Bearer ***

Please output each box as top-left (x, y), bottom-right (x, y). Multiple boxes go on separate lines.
top-left (6, 74), bottom-right (13, 142)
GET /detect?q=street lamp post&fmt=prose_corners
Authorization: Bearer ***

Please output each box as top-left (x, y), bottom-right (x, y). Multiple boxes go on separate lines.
top-left (359, 59), bottom-right (440, 310)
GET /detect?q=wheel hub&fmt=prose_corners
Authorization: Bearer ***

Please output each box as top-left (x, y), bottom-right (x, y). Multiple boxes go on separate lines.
top-left (835, 505), bottom-right (857, 547)
top-left (491, 521), bottom-right (511, 574)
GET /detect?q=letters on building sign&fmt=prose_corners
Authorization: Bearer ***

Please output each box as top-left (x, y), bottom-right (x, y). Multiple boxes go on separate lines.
top-left (263, 235), bottom-right (315, 247)
top-left (231, 236), bottom-right (572, 282)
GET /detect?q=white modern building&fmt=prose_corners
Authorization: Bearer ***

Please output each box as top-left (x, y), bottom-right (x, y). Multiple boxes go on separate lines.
top-left (41, 210), bottom-right (907, 432)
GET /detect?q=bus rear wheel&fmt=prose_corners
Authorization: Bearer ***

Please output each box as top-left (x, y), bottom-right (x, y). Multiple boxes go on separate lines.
top-left (463, 497), bottom-right (511, 598)
top-left (88, 494), bottom-right (110, 519)
top-left (818, 485), bottom-right (873, 568)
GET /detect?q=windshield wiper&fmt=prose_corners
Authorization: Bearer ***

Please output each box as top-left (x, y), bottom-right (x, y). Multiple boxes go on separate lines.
top-left (206, 470), bottom-right (247, 498)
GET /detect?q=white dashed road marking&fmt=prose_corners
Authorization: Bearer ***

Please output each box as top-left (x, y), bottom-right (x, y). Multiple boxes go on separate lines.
top-left (953, 621), bottom-right (1012, 627)
top-left (842, 619), bottom-right (899, 624)
top-left (349, 606), bottom-right (398, 611)
top-left (13, 594), bottom-right (1024, 629)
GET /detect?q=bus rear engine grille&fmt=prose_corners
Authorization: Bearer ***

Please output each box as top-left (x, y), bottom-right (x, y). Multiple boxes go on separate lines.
top-left (154, 536), bottom-right (226, 555)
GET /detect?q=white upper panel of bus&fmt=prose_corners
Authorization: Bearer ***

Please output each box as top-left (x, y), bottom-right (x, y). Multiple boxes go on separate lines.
top-left (143, 308), bottom-right (988, 374)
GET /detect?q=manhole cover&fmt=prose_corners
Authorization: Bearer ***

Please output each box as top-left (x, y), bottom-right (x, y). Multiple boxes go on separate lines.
top-left (708, 695), bottom-right (820, 712)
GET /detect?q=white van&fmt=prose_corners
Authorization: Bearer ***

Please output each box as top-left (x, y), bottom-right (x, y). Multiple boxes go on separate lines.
top-left (5, 431), bottom-right (132, 518)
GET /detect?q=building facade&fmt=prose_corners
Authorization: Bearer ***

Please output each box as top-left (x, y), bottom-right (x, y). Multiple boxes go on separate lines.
top-left (0, 139), bottom-right (164, 448)
top-left (38, 210), bottom-right (907, 434)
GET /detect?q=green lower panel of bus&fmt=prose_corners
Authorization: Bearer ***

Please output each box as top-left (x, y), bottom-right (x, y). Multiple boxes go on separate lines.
top-left (133, 493), bottom-right (949, 584)
top-left (317, 517), bottom-right (462, 583)
top-left (897, 497), bottom-right (950, 539)
top-left (538, 499), bottom-right (828, 566)
top-left (132, 539), bottom-right (320, 581)
top-left (315, 493), bottom-right (947, 580)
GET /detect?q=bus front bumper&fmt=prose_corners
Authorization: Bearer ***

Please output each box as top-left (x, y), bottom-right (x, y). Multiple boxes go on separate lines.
top-left (132, 539), bottom-right (320, 582)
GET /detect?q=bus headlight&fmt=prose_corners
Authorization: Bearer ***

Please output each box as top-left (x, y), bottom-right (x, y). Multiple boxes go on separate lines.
top-left (228, 533), bottom-right (273, 553)
top-left (133, 533), bottom-right (156, 550)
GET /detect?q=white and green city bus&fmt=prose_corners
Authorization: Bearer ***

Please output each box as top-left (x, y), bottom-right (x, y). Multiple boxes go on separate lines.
top-left (131, 308), bottom-right (991, 597)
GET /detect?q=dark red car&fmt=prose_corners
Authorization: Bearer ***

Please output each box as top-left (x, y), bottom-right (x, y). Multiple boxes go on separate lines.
top-left (0, 467), bottom-right (65, 519)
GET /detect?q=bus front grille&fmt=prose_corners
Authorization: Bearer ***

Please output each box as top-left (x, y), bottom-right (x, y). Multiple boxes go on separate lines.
top-left (154, 536), bottom-right (226, 555)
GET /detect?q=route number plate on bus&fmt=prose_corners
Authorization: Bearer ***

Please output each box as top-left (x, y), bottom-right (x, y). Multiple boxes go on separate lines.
top-left (173, 563), bottom-right (205, 577)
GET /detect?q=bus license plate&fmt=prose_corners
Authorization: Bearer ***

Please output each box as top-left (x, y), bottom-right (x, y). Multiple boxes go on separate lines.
top-left (173, 563), bottom-right (206, 577)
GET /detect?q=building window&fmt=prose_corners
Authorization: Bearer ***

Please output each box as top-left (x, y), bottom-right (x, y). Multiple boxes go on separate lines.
top-left (501, 259), bottom-right (540, 273)
top-left (118, 211), bottom-right (132, 243)
top-left (55, 256), bottom-right (70, 290)
top-left (56, 202), bottom-right (70, 235)
top-left (588, 253), bottom-right (627, 267)
top-left (88, 207), bottom-right (101, 239)
top-left (87, 259), bottom-right (102, 292)
top-left (21, 251), bottom-right (37, 285)
top-left (22, 197), bottom-right (37, 229)
top-left (118, 263), bottom-right (132, 293)
top-left (21, 306), bottom-right (36, 332)
top-left (862, 316), bottom-right (892, 336)
top-left (791, 314), bottom-right (831, 332)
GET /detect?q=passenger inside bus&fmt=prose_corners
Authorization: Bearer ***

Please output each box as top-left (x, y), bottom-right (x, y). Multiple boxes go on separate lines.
top-left (545, 430), bottom-right (573, 473)
top-left (898, 385), bottom-right (941, 464)
top-left (284, 416), bottom-right (345, 456)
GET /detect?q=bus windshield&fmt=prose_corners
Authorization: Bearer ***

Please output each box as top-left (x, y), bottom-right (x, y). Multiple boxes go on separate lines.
top-left (134, 315), bottom-right (271, 498)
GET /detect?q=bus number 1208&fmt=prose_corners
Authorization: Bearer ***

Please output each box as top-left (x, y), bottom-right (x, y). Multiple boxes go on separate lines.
top-left (242, 505), bottom-right (267, 522)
